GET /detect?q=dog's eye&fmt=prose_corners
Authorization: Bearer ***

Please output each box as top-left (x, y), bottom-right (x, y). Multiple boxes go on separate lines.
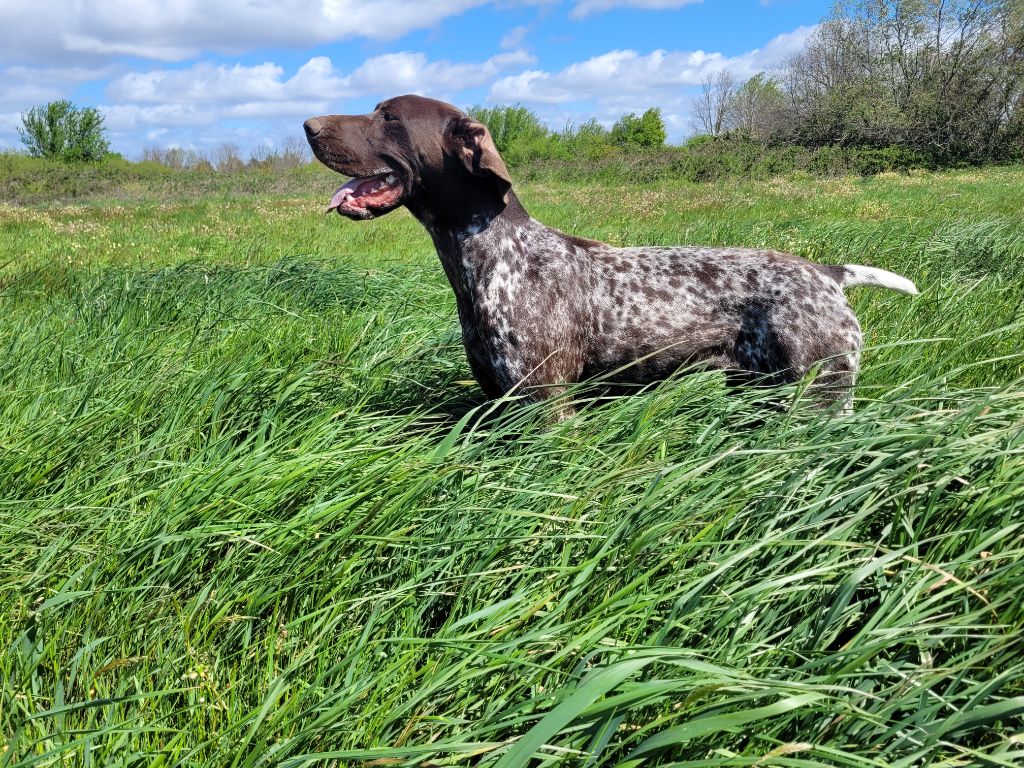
top-left (381, 110), bottom-right (398, 122)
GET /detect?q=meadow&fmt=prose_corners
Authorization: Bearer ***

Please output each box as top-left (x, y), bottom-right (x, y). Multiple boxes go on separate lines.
top-left (1, 160), bottom-right (1023, 766)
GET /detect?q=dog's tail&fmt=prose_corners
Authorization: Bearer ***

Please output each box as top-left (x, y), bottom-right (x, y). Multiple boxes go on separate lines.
top-left (836, 264), bottom-right (919, 295)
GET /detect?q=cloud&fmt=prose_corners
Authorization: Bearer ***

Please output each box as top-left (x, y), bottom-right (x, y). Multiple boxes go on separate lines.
top-left (101, 103), bottom-right (220, 132)
top-left (343, 50), bottom-right (535, 96)
top-left (0, 112), bottom-right (24, 139)
top-left (489, 26), bottom-right (813, 104)
top-left (490, 49), bottom-right (721, 104)
top-left (500, 25), bottom-right (530, 49)
top-left (0, 65), bottom-right (117, 112)
top-left (106, 50), bottom-right (536, 107)
top-left (0, 0), bottom-right (497, 65)
top-left (570, 0), bottom-right (702, 19)
top-left (61, 34), bottom-right (199, 63)
top-left (89, 49), bottom-right (538, 155)
top-left (487, 26), bottom-right (813, 142)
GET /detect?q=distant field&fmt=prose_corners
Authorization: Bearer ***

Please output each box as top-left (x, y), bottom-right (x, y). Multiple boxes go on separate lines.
top-left (2, 164), bottom-right (1023, 766)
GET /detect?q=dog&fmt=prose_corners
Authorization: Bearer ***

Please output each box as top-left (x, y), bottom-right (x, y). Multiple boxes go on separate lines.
top-left (304, 94), bottom-right (917, 416)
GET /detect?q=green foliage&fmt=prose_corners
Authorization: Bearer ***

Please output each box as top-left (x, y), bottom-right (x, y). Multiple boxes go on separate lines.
top-left (807, 144), bottom-right (935, 176)
top-left (2, 166), bottom-right (1024, 765)
top-left (783, 0), bottom-right (1023, 162)
top-left (507, 138), bottom-right (936, 186)
top-left (683, 133), bottom-right (715, 149)
top-left (17, 99), bottom-right (110, 162)
top-left (466, 104), bottom-right (567, 167)
top-left (467, 104), bottom-right (548, 152)
top-left (727, 73), bottom-right (787, 140)
top-left (561, 118), bottom-right (616, 161)
top-left (611, 107), bottom-right (667, 148)
top-left (0, 152), bottom-right (333, 204)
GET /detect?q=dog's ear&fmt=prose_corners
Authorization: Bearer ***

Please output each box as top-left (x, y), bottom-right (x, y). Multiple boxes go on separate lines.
top-left (448, 117), bottom-right (512, 203)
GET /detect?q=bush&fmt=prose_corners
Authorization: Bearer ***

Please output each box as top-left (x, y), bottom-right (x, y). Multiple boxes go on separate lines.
top-left (683, 134), bottom-right (715, 149)
top-left (248, 137), bottom-right (310, 171)
top-left (807, 145), bottom-right (932, 177)
top-left (18, 100), bottom-right (110, 162)
top-left (847, 146), bottom-right (933, 175)
top-left (467, 105), bottom-right (548, 154)
top-left (139, 146), bottom-right (211, 171)
top-left (561, 119), bottom-right (617, 161)
top-left (781, 0), bottom-right (1022, 164)
top-left (611, 108), bottom-right (667, 149)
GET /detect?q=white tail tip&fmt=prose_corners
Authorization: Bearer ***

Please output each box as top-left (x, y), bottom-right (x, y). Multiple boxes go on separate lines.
top-left (842, 264), bottom-right (919, 295)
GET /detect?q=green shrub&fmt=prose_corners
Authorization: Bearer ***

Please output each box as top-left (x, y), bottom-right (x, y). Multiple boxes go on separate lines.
top-left (466, 105), bottom-right (548, 154)
top-left (561, 119), bottom-right (617, 161)
top-left (847, 146), bottom-right (933, 175)
top-left (18, 100), bottom-right (111, 162)
top-left (683, 133), bottom-right (715, 149)
top-left (611, 108), bottom-right (667, 149)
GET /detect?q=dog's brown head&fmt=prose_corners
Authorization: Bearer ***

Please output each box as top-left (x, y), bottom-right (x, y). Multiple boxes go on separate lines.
top-left (303, 94), bottom-right (512, 223)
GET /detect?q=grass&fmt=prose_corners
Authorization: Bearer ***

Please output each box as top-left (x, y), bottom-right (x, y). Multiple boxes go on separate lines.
top-left (1, 161), bottom-right (1023, 766)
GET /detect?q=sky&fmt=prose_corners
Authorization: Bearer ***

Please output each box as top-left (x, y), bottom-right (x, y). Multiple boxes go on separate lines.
top-left (0, 0), bottom-right (831, 158)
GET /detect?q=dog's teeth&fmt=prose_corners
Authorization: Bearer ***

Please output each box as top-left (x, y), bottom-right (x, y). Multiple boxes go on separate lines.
top-left (385, 174), bottom-right (396, 184)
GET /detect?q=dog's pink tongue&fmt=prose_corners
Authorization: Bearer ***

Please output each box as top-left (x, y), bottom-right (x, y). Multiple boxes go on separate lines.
top-left (327, 179), bottom-right (361, 212)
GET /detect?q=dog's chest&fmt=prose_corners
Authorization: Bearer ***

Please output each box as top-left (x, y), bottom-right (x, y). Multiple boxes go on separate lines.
top-left (460, 228), bottom-right (575, 333)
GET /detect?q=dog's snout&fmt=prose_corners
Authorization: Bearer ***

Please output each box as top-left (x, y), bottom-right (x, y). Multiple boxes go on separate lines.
top-left (304, 118), bottom-right (324, 137)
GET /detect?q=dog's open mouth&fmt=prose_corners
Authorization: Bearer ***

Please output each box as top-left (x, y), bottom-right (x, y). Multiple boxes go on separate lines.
top-left (327, 172), bottom-right (403, 218)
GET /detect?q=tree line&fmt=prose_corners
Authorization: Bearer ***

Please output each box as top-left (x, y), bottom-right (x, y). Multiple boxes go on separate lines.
top-left (698, 0), bottom-right (1023, 164)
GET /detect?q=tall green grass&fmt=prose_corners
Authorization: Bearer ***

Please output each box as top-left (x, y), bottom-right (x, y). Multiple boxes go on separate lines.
top-left (2, 165), bottom-right (1023, 766)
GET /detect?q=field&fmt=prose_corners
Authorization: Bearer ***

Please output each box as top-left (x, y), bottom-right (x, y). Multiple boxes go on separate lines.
top-left (2, 161), bottom-right (1023, 766)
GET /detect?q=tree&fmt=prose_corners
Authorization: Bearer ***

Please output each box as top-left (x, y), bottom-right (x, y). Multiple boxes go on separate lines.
top-left (691, 70), bottom-right (737, 136)
top-left (781, 0), bottom-right (1023, 160)
top-left (611, 108), bottom-right (667, 148)
top-left (466, 105), bottom-right (548, 153)
top-left (725, 73), bottom-right (789, 141)
top-left (466, 105), bottom-right (556, 166)
top-left (562, 118), bottom-right (615, 159)
top-left (18, 100), bottom-right (110, 161)
top-left (211, 142), bottom-right (245, 172)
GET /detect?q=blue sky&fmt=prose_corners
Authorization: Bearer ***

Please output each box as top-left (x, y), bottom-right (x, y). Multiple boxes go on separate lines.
top-left (0, 0), bottom-right (830, 157)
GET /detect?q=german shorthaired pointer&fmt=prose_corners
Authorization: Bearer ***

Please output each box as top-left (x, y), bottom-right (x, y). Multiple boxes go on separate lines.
top-left (304, 95), bottom-right (917, 415)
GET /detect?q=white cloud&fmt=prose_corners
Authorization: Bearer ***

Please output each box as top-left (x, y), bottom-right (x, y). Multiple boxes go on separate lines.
top-left (0, 113), bottom-right (24, 145)
top-left (488, 26), bottom-right (814, 142)
top-left (0, 65), bottom-right (117, 112)
top-left (106, 50), bottom-right (535, 107)
top-left (101, 104), bottom-right (220, 132)
top-left (343, 50), bottom-right (535, 96)
top-left (108, 63), bottom-right (291, 105)
top-left (500, 25), bottom-right (530, 49)
top-left (570, 0), bottom-right (702, 19)
top-left (489, 26), bottom-right (813, 104)
top-left (90, 50), bottom-right (537, 155)
top-left (0, 0), bottom-right (496, 65)
top-left (61, 34), bottom-right (199, 63)
top-left (491, 49), bottom-right (722, 104)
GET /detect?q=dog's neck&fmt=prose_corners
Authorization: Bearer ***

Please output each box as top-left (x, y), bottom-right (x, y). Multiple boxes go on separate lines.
top-left (409, 191), bottom-right (546, 305)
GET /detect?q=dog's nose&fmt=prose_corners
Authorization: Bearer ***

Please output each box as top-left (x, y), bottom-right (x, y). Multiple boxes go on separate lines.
top-left (303, 118), bottom-right (323, 137)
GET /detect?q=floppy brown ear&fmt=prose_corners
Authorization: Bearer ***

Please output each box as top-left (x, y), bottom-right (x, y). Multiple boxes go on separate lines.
top-left (449, 118), bottom-right (513, 203)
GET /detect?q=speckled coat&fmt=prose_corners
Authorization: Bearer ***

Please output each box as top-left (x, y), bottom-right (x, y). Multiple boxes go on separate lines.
top-left (419, 197), bottom-right (869, 407)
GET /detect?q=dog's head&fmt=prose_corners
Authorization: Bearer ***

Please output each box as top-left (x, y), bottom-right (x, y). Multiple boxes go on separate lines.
top-left (303, 94), bottom-right (512, 221)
